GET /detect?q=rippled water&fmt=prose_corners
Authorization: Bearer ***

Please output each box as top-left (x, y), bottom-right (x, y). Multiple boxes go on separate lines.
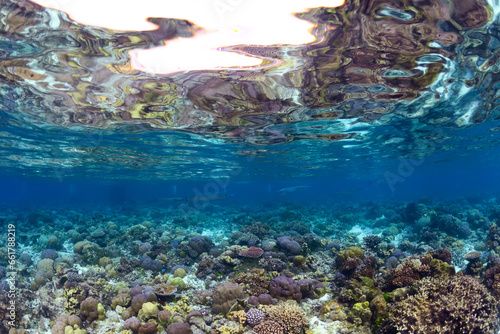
top-left (1, 0), bottom-right (500, 180)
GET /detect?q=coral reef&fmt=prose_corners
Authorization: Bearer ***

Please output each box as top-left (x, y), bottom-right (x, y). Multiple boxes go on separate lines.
top-left (376, 275), bottom-right (499, 334)
top-left (2, 197), bottom-right (499, 333)
top-left (212, 283), bottom-right (245, 315)
top-left (269, 276), bottom-right (302, 302)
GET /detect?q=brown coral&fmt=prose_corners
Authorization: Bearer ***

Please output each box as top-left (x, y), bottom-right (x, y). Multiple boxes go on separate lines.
top-left (229, 269), bottom-right (270, 296)
top-left (485, 264), bottom-right (500, 299)
top-left (239, 247), bottom-right (264, 259)
top-left (428, 248), bottom-right (452, 264)
top-left (243, 222), bottom-right (271, 238)
top-left (154, 283), bottom-right (177, 297)
top-left (212, 282), bottom-right (245, 315)
top-left (376, 275), bottom-right (499, 334)
top-left (267, 302), bottom-right (308, 334)
top-left (388, 257), bottom-right (431, 289)
top-left (340, 255), bottom-right (377, 279)
top-left (254, 320), bottom-right (284, 334)
top-left (195, 256), bottom-right (215, 278)
top-left (487, 223), bottom-right (500, 253)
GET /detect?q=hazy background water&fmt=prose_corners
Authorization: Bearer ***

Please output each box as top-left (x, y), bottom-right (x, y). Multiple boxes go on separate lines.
top-left (1, 0), bottom-right (500, 208)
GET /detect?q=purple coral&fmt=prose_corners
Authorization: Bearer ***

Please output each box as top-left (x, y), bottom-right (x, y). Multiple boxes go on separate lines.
top-left (19, 252), bottom-right (33, 266)
top-left (129, 285), bottom-right (143, 296)
top-left (269, 276), bottom-right (302, 302)
top-left (246, 308), bottom-right (265, 326)
top-left (140, 256), bottom-right (163, 272)
top-left (131, 294), bottom-right (147, 313)
top-left (138, 322), bottom-right (157, 334)
top-left (138, 242), bottom-right (153, 255)
top-left (277, 236), bottom-right (301, 255)
top-left (124, 317), bottom-right (141, 333)
top-left (41, 249), bottom-right (59, 260)
top-left (297, 279), bottom-right (326, 299)
top-left (167, 322), bottom-right (192, 334)
top-left (188, 236), bottom-right (212, 254)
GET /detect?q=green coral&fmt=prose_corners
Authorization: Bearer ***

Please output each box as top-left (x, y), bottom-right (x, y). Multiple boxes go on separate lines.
top-left (173, 268), bottom-right (186, 278)
top-left (349, 301), bottom-right (372, 325)
top-left (429, 258), bottom-right (455, 276)
top-left (126, 224), bottom-right (149, 241)
top-left (168, 277), bottom-right (187, 289)
top-left (78, 243), bottom-right (105, 265)
top-left (112, 282), bottom-right (129, 294)
top-left (337, 247), bottom-right (365, 266)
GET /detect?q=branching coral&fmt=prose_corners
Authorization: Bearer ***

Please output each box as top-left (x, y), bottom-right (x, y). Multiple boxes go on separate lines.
top-left (229, 269), bottom-right (270, 296)
top-left (254, 320), bottom-right (284, 334)
top-left (387, 252), bottom-right (454, 289)
top-left (266, 301), bottom-right (308, 334)
top-left (376, 275), bottom-right (499, 334)
top-left (485, 264), bottom-right (500, 299)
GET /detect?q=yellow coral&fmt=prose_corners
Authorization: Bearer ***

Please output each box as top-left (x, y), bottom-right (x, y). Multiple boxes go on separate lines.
top-left (97, 303), bottom-right (106, 320)
top-left (216, 326), bottom-right (242, 334)
top-left (320, 300), bottom-right (341, 315)
top-left (336, 247), bottom-right (365, 266)
top-left (163, 296), bottom-right (192, 315)
top-left (139, 302), bottom-right (159, 321)
top-left (227, 310), bottom-right (247, 325)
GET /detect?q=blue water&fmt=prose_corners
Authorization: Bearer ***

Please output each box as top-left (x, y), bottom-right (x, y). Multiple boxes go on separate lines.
top-left (2, 1), bottom-right (500, 333)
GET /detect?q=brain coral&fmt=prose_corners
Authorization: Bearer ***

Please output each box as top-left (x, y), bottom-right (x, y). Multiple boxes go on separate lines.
top-left (376, 275), bottom-right (499, 334)
top-left (211, 282), bottom-right (245, 315)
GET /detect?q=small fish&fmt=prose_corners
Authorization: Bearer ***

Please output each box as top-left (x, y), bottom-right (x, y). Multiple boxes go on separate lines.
top-left (277, 185), bottom-right (311, 194)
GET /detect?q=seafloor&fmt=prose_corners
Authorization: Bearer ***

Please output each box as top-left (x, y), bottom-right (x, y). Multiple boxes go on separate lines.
top-left (1, 198), bottom-right (500, 334)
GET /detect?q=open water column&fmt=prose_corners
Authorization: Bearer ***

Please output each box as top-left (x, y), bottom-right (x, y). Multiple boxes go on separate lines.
top-left (1, 0), bottom-right (500, 333)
